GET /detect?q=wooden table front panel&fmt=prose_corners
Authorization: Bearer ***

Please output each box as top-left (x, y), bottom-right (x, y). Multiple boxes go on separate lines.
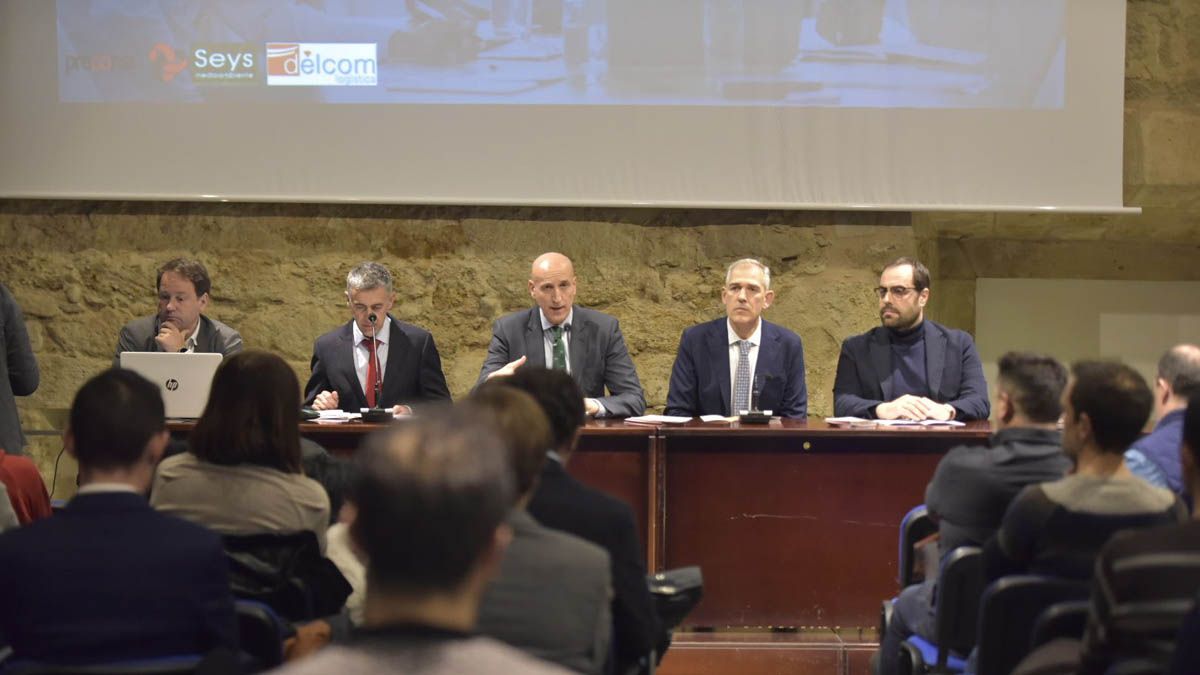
top-left (570, 422), bottom-right (657, 566)
top-left (660, 422), bottom-right (989, 629)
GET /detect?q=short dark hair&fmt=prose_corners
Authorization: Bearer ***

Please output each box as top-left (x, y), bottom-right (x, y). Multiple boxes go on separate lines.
top-left (190, 350), bottom-right (302, 473)
top-left (157, 258), bottom-right (211, 298)
top-left (502, 368), bottom-right (586, 452)
top-left (1068, 361), bottom-right (1153, 454)
top-left (882, 256), bottom-right (931, 291)
top-left (997, 352), bottom-right (1068, 423)
top-left (1184, 397), bottom-right (1200, 466)
top-left (1158, 344), bottom-right (1200, 401)
top-left (69, 369), bottom-right (165, 471)
top-left (468, 382), bottom-right (553, 500)
top-left (350, 408), bottom-right (513, 596)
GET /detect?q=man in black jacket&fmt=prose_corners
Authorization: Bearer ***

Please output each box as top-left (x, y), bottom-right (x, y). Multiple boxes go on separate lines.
top-left (504, 367), bottom-right (665, 675)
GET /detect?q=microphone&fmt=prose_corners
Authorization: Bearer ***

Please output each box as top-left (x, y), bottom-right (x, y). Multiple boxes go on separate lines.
top-left (739, 373), bottom-right (772, 424)
top-left (363, 312), bottom-right (392, 423)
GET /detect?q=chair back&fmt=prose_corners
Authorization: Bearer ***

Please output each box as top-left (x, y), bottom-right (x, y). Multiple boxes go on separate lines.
top-left (234, 600), bottom-right (286, 672)
top-left (974, 575), bottom-right (1089, 675)
top-left (221, 531), bottom-right (351, 622)
top-left (933, 546), bottom-right (984, 667)
top-left (899, 505), bottom-right (936, 588)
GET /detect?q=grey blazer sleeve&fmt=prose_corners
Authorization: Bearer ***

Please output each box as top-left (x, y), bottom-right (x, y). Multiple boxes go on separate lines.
top-left (477, 318), bottom-right (516, 386)
top-left (594, 318), bottom-right (646, 417)
top-left (210, 320), bottom-right (244, 358)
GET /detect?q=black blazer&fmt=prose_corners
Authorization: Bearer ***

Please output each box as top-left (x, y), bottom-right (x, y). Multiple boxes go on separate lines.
top-left (528, 459), bottom-right (665, 673)
top-left (304, 316), bottom-right (451, 412)
top-left (832, 319), bottom-right (990, 421)
top-left (0, 492), bottom-right (237, 664)
top-left (0, 282), bottom-right (38, 454)
top-left (664, 318), bottom-right (807, 418)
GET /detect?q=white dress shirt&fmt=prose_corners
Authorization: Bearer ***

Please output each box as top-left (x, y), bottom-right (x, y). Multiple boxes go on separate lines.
top-left (727, 318), bottom-right (762, 412)
top-left (352, 316), bottom-right (392, 400)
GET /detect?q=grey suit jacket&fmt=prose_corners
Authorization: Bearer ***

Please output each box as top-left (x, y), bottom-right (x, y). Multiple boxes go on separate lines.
top-left (113, 314), bottom-right (243, 368)
top-left (476, 509), bottom-right (612, 675)
top-left (477, 306), bottom-right (646, 417)
top-left (0, 283), bottom-right (39, 454)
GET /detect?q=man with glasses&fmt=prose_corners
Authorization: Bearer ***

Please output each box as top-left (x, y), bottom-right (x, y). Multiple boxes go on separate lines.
top-left (833, 257), bottom-right (989, 421)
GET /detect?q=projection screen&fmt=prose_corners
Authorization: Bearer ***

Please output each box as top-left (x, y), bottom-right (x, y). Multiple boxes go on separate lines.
top-left (0, 0), bottom-right (1132, 212)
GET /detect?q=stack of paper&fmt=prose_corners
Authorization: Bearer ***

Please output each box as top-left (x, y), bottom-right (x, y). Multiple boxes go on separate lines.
top-left (624, 415), bottom-right (693, 425)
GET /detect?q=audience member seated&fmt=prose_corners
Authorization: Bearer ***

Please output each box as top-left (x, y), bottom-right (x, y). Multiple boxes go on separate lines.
top-left (983, 360), bottom-right (1188, 584)
top-left (275, 408), bottom-right (571, 674)
top-left (0, 369), bottom-right (237, 665)
top-left (875, 352), bottom-right (1072, 675)
top-left (1014, 396), bottom-right (1200, 675)
top-left (0, 447), bottom-right (53, 524)
top-left (509, 367), bottom-right (667, 674)
top-left (470, 383), bottom-right (613, 675)
top-left (0, 280), bottom-right (39, 457)
top-left (0, 483), bottom-right (17, 532)
top-left (1125, 343), bottom-right (1200, 492)
top-left (151, 349), bottom-right (330, 551)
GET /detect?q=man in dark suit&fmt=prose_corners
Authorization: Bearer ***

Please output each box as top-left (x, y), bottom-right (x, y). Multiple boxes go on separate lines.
top-left (0, 369), bottom-right (237, 665)
top-left (477, 252), bottom-right (645, 417)
top-left (306, 261), bottom-right (451, 414)
top-left (0, 281), bottom-right (38, 455)
top-left (113, 258), bottom-right (243, 368)
top-left (505, 367), bottom-right (666, 675)
top-left (834, 257), bottom-right (990, 421)
top-left (665, 258), bottom-right (806, 418)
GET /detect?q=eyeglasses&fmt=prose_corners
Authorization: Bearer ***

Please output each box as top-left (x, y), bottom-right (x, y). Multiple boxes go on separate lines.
top-left (874, 286), bottom-right (919, 300)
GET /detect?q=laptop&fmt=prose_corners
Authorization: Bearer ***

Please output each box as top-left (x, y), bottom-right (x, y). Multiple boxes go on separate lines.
top-left (119, 352), bottom-right (223, 419)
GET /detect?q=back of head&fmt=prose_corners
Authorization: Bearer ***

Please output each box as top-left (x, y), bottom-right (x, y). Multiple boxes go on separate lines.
top-left (1158, 344), bottom-right (1200, 402)
top-left (1069, 360), bottom-right (1153, 453)
top-left (351, 408), bottom-right (514, 596)
top-left (467, 383), bottom-right (554, 501)
top-left (190, 350), bottom-right (301, 473)
top-left (70, 369), bottom-right (165, 471)
top-left (997, 352), bottom-right (1067, 423)
top-left (503, 367), bottom-right (586, 453)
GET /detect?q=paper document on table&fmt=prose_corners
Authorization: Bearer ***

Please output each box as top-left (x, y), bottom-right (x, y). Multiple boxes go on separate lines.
top-left (825, 416), bottom-right (869, 424)
top-left (825, 416), bottom-right (965, 427)
top-left (624, 415), bottom-right (693, 425)
top-left (700, 415), bottom-right (736, 423)
top-left (316, 410), bottom-right (362, 424)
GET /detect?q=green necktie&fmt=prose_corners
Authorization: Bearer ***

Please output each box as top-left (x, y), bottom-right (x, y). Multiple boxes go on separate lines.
top-left (549, 325), bottom-right (567, 371)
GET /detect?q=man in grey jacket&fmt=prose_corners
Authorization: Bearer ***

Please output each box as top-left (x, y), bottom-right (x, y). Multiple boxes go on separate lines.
top-left (113, 258), bottom-right (242, 368)
top-left (478, 252), bottom-right (645, 417)
top-left (0, 282), bottom-right (39, 455)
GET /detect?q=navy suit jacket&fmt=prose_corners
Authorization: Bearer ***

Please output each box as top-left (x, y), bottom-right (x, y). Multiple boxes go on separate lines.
top-left (832, 319), bottom-right (990, 421)
top-left (527, 458), bottom-right (665, 674)
top-left (304, 316), bottom-right (451, 412)
top-left (477, 306), bottom-right (646, 417)
top-left (664, 318), bottom-right (807, 418)
top-left (0, 492), bottom-right (237, 664)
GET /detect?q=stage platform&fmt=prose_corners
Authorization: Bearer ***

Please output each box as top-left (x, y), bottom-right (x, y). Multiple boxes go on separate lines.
top-left (658, 629), bottom-right (878, 675)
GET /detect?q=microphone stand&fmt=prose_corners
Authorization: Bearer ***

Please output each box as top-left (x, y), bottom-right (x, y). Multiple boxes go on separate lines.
top-left (362, 313), bottom-right (393, 423)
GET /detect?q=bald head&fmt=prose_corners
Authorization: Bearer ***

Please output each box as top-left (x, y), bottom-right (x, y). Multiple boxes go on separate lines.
top-left (528, 252), bottom-right (577, 326)
top-left (1159, 344), bottom-right (1200, 406)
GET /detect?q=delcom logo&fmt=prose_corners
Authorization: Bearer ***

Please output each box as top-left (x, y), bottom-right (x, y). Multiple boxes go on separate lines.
top-left (265, 43), bottom-right (377, 86)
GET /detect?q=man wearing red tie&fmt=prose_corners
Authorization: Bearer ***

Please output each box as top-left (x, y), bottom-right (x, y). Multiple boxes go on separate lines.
top-left (306, 262), bottom-right (451, 415)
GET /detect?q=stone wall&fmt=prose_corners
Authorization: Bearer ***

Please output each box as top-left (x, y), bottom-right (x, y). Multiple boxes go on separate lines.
top-left (3, 0), bottom-right (1199, 490)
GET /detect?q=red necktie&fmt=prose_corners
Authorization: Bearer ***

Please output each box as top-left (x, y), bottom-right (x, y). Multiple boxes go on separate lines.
top-left (361, 337), bottom-right (379, 408)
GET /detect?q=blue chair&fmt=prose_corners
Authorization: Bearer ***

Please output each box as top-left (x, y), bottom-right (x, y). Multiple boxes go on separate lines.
top-left (235, 600), bottom-right (288, 673)
top-left (897, 546), bottom-right (984, 675)
top-left (899, 505), bottom-right (937, 588)
top-left (0, 654), bottom-right (206, 674)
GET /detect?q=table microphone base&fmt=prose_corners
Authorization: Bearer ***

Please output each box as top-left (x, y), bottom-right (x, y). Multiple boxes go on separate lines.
top-left (362, 408), bottom-right (393, 423)
top-left (738, 412), bottom-right (772, 424)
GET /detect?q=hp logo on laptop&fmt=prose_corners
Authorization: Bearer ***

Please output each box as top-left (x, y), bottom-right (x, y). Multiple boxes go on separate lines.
top-left (165, 379), bottom-right (180, 391)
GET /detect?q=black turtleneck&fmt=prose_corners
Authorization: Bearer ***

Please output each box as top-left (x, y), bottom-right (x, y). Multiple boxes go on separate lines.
top-left (888, 322), bottom-right (930, 398)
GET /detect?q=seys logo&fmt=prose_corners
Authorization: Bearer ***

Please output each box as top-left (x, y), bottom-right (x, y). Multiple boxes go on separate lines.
top-left (149, 43), bottom-right (188, 82)
top-left (191, 43), bottom-right (258, 83)
top-left (266, 43), bottom-right (377, 86)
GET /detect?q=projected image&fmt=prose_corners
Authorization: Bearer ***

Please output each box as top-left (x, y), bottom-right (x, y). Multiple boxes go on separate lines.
top-left (57, 0), bottom-right (1066, 108)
